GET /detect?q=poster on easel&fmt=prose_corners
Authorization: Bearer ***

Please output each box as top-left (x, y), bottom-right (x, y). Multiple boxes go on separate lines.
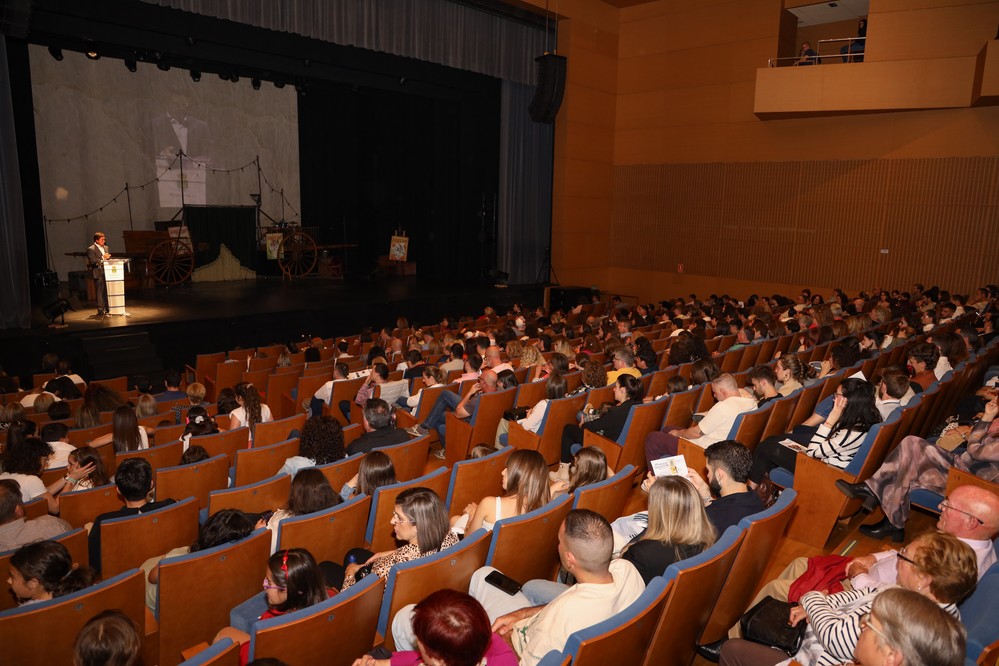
top-left (266, 233), bottom-right (284, 260)
top-left (389, 235), bottom-right (409, 262)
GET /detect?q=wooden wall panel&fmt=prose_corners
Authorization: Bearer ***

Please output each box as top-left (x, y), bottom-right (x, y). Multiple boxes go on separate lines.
top-left (609, 156), bottom-right (999, 294)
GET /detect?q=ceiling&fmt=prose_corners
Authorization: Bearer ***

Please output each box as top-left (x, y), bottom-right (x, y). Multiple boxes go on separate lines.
top-left (788, 0), bottom-right (869, 27)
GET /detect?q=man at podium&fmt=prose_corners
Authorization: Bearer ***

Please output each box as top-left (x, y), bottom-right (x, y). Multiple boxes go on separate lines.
top-left (86, 231), bottom-right (111, 317)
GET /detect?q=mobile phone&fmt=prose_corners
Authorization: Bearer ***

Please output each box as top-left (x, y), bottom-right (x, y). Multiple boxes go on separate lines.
top-left (485, 569), bottom-right (522, 596)
top-left (259, 510), bottom-right (275, 524)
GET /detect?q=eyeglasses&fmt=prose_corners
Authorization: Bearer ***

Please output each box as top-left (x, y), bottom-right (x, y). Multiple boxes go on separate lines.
top-left (262, 577), bottom-right (286, 591)
top-left (896, 546), bottom-right (921, 570)
top-left (859, 613), bottom-right (889, 642)
top-left (938, 498), bottom-right (984, 525)
top-left (390, 513), bottom-right (413, 525)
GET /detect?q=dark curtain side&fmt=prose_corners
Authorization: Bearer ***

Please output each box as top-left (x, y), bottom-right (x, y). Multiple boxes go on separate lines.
top-left (183, 205), bottom-right (258, 270)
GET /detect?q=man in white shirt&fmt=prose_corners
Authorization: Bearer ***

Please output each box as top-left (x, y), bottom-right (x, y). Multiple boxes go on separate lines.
top-left (484, 345), bottom-right (513, 374)
top-left (40, 423), bottom-right (76, 469)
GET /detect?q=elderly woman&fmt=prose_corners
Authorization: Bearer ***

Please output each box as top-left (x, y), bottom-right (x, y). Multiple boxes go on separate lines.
top-left (851, 588), bottom-right (965, 666)
top-left (718, 530), bottom-right (977, 666)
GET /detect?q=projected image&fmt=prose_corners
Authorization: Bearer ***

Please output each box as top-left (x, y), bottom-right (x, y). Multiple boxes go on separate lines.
top-left (153, 94), bottom-right (213, 207)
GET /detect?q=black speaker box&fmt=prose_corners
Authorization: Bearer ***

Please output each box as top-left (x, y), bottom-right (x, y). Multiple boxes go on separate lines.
top-left (529, 54), bottom-right (567, 123)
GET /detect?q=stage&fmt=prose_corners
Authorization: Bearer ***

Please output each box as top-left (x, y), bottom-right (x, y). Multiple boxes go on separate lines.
top-left (4, 276), bottom-right (544, 386)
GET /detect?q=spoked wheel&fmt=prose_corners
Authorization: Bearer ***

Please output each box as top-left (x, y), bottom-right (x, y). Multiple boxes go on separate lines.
top-left (278, 231), bottom-right (318, 279)
top-left (148, 239), bottom-right (194, 285)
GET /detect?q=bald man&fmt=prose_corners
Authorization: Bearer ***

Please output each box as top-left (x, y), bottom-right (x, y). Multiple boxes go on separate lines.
top-left (484, 345), bottom-right (513, 374)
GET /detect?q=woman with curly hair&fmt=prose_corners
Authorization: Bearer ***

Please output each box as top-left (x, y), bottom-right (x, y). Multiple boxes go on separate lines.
top-left (279, 415), bottom-right (346, 476)
top-left (229, 382), bottom-right (273, 435)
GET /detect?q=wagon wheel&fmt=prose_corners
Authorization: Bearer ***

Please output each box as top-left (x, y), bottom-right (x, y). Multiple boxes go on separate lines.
top-left (148, 238), bottom-right (194, 285)
top-left (278, 231), bottom-right (318, 279)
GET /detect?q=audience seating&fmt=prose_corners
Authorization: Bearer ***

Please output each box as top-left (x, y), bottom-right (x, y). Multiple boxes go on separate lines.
top-left (515, 379), bottom-right (549, 409)
top-left (179, 638), bottom-right (239, 666)
top-left (442, 386), bottom-right (517, 468)
top-left (0, 569), bottom-right (144, 664)
top-left (445, 446), bottom-right (514, 515)
top-left (154, 422), bottom-right (187, 446)
top-left (187, 352), bottom-right (226, 386)
top-left (319, 377), bottom-right (366, 426)
top-left (253, 413), bottom-right (307, 448)
top-left (395, 383), bottom-right (455, 432)
top-left (68, 422), bottom-right (112, 447)
top-left (0, 527), bottom-right (88, 613)
top-left (189, 428), bottom-right (249, 466)
top-left (90, 376), bottom-right (128, 393)
top-left (372, 434), bottom-right (430, 482)
top-left (485, 494), bottom-right (573, 584)
top-left (99, 496), bottom-right (199, 578)
top-left (365, 467), bottom-right (450, 552)
top-left (265, 372), bottom-right (301, 420)
top-left (247, 572), bottom-right (385, 666)
top-left (205, 361), bottom-right (244, 403)
top-left (22, 495), bottom-right (48, 520)
top-left (508, 394), bottom-right (587, 466)
top-left (276, 494), bottom-right (372, 565)
top-left (207, 474), bottom-right (291, 517)
top-left (156, 530), bottom-right (271, 666)
top-left (959, 545), bottom-right (999, 665)
top-left (117, 439), bottom-right (184, 474)
top-left (59, 482), bottom-right (122, 528)
top-left (660, 385), bottom-right (702, 429)
top-left (377, 528), bottom-right (492, 651)
top-left (758, 390), bottom-right (800, 442)
top-left (233, 438), bottom-right (301, 486)
top-left (785, 382), bottom-right (824, 430)
top-left (316, 454), bottom-right (364, 494)
top-left (156, 454), bottom-right (231, 508)
top-left (571, 465), bottom-right (636, 523)
top-left (281, 372), bottom-right (331, 419)
top-left (584, 399), bottom-right (668, 474)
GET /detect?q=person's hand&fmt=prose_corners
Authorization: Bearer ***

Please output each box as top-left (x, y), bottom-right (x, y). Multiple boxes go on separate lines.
top-left (551, 480), bottom-right (569, 493)
top-left (351, 656), bottom-right (389, 666)
top-left (819, 358), bottom-right (834, 376)
top-left (984, 397), bottom-right (999, 422)
top-left (463, 502), bottom-right (478, 517)
top-left (345, 563), bottom-right (363, 578)
top-left (788, 605), bottom-right (808, 626)
top-left (254, 518), bottom-right (267, 530)
top-left (69, 462), bottom-right (96, 482)
top-left (492, 607), bottom-right (539, 637)
top-left (845, 554), bottom-right (876, 577)
top-left (640, 472), bottom-right (656, 493)
top-left (686, 470), bottom-right (711, 500)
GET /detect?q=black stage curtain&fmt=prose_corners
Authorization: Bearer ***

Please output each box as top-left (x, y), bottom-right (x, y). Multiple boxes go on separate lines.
top-left (299, 73), bottom-right (500, 283)
top-left (183, 205), bottom-right (258, 271)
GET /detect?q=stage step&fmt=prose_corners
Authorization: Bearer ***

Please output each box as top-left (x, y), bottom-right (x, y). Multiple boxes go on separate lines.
top-left (80, 331), bottom-right (164, 381)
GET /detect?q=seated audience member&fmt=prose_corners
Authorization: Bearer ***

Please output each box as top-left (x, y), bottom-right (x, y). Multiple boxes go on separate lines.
top-left (620, 476), bottom-right (716, 585)
top-left (605, 347), bottom-right (642, 385)
top-left (688, 440), bottom-right (765, 533)
top-left (328, 487), bottom-right (460, 591)
top-left (155, 370), bottom-right (186, 402)
top-left (279, 415), bottom-right (345, 476)
top-left (558, 374), bottom-right (646, 475)
top-left (179, 445), bottom-right (210, 465)
top-left (349, 363), bottom-right (390, 416)
top-left (439, 343), bottom-right (466, 373)
top-left (346, 398), bottom-right (410, 456)
top-left (746, 365), bottom-right (779, 406)
top-left (0, 479), bottom-right (71, 551)
top-left (134, 393), bottom-right (159, 420)
top-left (214, 548), bottom-right (332, 665)
top-left (50, 359), bottom-right (86, 389)
top-left (748, 378), bottom-right (881, 491)
top-left (451, 449), bottom-right (550, 534)
top-left (353, 589), bottom-right (516, 666)
top-left (0, 428), bottom-right (93, 512)
top-left (407, 369), bottom-right (500, 457)
top-left (906, 342), bottom-right (940, 393)
top-left (836, 395), bottom-right (999, 541)
top-left (32, 392), bottom-right (56, 415)
top-left (518, 346), bottom-right (544, 379)
top-left (229, 382), bottom-right (273, 433)
top-left (172, 381), bottom-right (209, 424)
top-left (141, 508), bottom-right (255, 611)
top-left (180, 405), bottom-right (219, 450)
top-left (7, 540), bottom-right (97, 606)
top-left (399, 364), bottom-right (447, 413)
top-left (874, 368), bottom-right (913, 419)
top-left (850, 588), bottom-right (965, 666)
top-left (40, 422), bottom-right (76, 469)
top-left (260, 468), bottom-right (341, 553)
top-left (339, 450), bottom-right (397, 501)
top-left (496, 374), bottom-right (567, 447)
top-left (401, 349), bottom-right (427, 379)
top-left (815, 337), bottom-right (862, 380)
top-left (91, 405), bottom-right (150, 452)
top-left (456, 353), bottom-right (484, 382)
top-left (569, 358), bottom-right (608, 397)
top-left (793, 41), bottom-right (817, 65)
top-left (717, 531), bottom-right (975, 666)
top-left (46, 398), bottom-right (72, 422)
top-left (399, 509), bottom-right (644, 666)
top-left (65, 446), bottom-right (110, 490)
top-left (88, 458), bottom-right (176, 576)
top-left (645, 373), bottom-right (757, 465)
top-left (73, 609), bottom-right (142, 666)
top-left (775, 354), bottom-right (814, 396)
top-left (550, 446), bottom-right (610, 498)
top-left (307, 361), bottom-right (350, 416)
top-left (216, 387), bottom-right (239, 417)
top-left (0, 402), bottom-right (24, 431)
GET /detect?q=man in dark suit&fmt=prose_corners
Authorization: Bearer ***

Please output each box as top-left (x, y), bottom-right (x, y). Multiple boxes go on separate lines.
top-left (346, 398), bottom-right (411, 456)
top-left (86, 231), bottom-right (111, 317)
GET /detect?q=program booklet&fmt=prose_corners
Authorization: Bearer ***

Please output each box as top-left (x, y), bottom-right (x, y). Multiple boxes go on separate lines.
top-left (651, 454), bottom-right (689, 477)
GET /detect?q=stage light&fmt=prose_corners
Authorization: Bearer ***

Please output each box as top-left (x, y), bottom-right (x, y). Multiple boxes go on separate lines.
top-left (251, 77), bottom-right (261, 90)
top-left (124, 58), bottom-right (137, 72)
top-left (185, 36), bottom-right (197, 46)
top-left (295, 83), bottom-right (308, 95)
top-left (86, 50), bottom-right (100, 60)
top-left (48, 46), bottom-right (63, 61)
top-left (273, 80), bottom-right (285, 88)
top-left (229, 72), bottom-right (239, 83)
top-left (190, 69), bottom-right (201, 82)
top-left (157, 62), bottom-right (171, 71)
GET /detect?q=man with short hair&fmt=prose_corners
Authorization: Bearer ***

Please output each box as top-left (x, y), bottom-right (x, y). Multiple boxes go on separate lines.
top-left (401, 350), bottom-right (426, 380)
top-left (645, 374), bottom-right (757, 464)
top-left (156, 369), bottom-right (186, 402)
top-left (40, 422), bottom-right (76, 469)
top-left (306, 362), bottom-right (350, 416)
top-left (746, 365), bottom-right (779, 406)
top-left (86, 231), bottom-right (112, 317)
top-left (346, 398), bottom-right (411, 456)
top-left (875, 369), bottom-right (913, 420)
top-left (407, 368), bottom-right (499, 456)
top-left (687, 440), bottom-right (765, 534)
top-left (394, 509), bottom-right (645, 666)
top-left (0, 480), bottom-right (71, 551)
top-left (440, 343), bottom-right (465, 373)
top-left (88, 458), bottom-right (175, 576)
top-left (605, 348), bottom-right (642, 385)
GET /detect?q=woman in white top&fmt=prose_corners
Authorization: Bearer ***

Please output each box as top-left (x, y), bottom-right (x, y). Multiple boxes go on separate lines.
top-left (229, 382), bottom-right (273, 431)
top-left (91, 405), bottom-right (149, 452)
top-left (450, 449), bottom-right (550, 533)
top-left (0, 426), bottom-right (95, 513)
top-left (259, 468), bottom-right (340, 553)
top-left (402, 365), bottom-right (447, 412)
top-left (494, 374), bottom-right (567, 447)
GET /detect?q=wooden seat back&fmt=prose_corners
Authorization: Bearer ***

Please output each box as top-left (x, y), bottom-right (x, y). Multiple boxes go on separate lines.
top-left (661, 386), bottom-right (702, 429)
top-left (445, 446), bottom-right (514, 515)
top-left (786, 381), bottom-right (824, 429)
top-left (515, 379), bottom-right (548, 408)
top-left (508, 394), bottom-right (586, 465)
top-left (157, 530), bottom-right (271, 666)
top-left (0, 569), bottom-right (144, 665)
top-left (234, 438), bottom-right (301, 487)
top-left (187, 352), bottom-right (226, 386)
top-left (207, 474), bottom-right (291, 517)
top-left (90, 376), bottom-right (128, 393)
top-left (59, 482), bottom-right (123, 528)
top-left (188, 427), bottom-right (249, 467)
top-left (729, 401), bottom-right (774, 452)
top-left (283, 373), bottom-right (332, 418)
top-left (321, 377), bottom-right (366, 426)
top-left (178, 638), bottom-right (239, 666)
top-left (378, 529), bottom-right (491, 651)
top-left (365, 467), bottom-right (450, 552)
top-left (0, 528), bottom-right (88, 613)
top-left (759, 391), bottom-right (800, 442)
top-left (571, 465), bottom-right (636, 523)
top-left (116, 439), bottom-right (184, 474)
top-left (372, 435), bottom-right (429, 482)
top-left (156, 454), bottom-right (231, 508)
top-left (254, 413), bottom-right (307, 448)
top-left (100, 497), bottom-right (199, 578)
top-left (276, 495), bottom-right (373, 573)
top-left (265, 372), bottom-right (301, 420)
top-left (442, 387), bottom-right (517, 468)
top-left (315, 454), bottom-right (364, 495)
top-left (486, 494), bottom-right (573, 584)
top-left (249, 574), bottom-right (385, 666)
top-left (205, 361), bottom-right (244, 402)
top-left (68, 422), bottom-right (112, 447)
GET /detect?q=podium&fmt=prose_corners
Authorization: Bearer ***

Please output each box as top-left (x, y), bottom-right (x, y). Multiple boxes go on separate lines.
top-left (103, 258), bottom-right (130, 316)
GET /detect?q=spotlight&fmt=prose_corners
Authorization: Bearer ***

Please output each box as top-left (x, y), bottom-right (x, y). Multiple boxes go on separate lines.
top-left (124, 58), bottom-right (137, 72)
top-left (157, 62), bottom-right (171, 71)
top-left (86, 51), bottom-right (100, 60)
top-left (273, 80), bottom-right (285, 89)
top-left (218, 72), bottom-right (228, 81)
top-left (185, 36), bottom-right (197, 46)
top-left (48, 46), bottom-right (63, 61)
top-left (399, 76), bottom-right (407, 85)
top-left (251, 77), bottom-right (261, 90)
top-left (190, 69), bottom-right (201, 82)
top-left (229, 72), bottom-right (239, 83)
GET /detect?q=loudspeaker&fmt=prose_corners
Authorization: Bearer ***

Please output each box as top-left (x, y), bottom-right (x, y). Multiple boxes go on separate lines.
top-left (529, 54), bottom-right (567, 123)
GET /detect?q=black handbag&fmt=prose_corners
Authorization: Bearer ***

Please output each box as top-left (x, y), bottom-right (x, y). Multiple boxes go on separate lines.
top-left (740, 595), bottom-right (807, 655)
top-left (503, 407), bottom-right (529, 421)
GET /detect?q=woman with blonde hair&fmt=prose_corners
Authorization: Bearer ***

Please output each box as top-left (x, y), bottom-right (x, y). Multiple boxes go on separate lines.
top-left (451, 448), bottom-right (550, 533)
top-left (620, 475), bottom-right (716, 585)
top-left (518, 345), bottom-right (545, 380)
top-left (505, 338), bottom-right (524, 361)
top-left (552, 337), bottom-right (578, 369)
top-left (134, 393), bottom-right (158, 419)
